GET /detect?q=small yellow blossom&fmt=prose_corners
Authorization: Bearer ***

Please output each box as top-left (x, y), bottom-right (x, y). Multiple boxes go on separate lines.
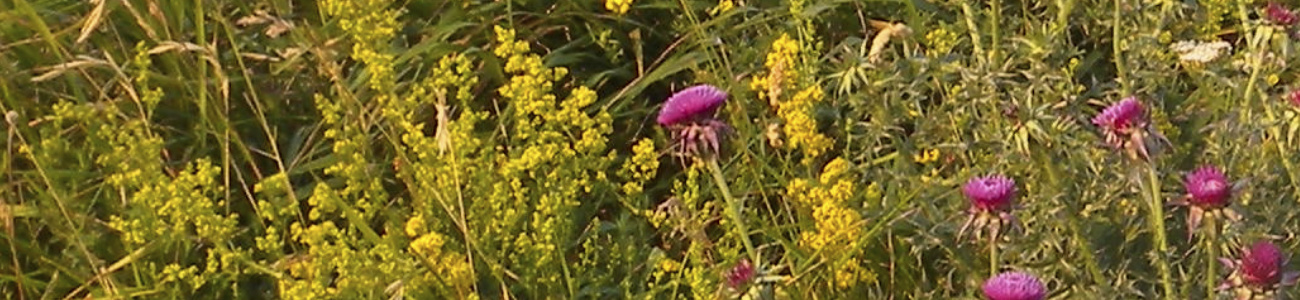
top-left (913, 148), bottom-right (939, 164)
top-left (405, 214), bottom-right (426, 238)
top-left (710, 0), bottom-right (735, 16)
top-left (605, 0), bottom-right (633, 15)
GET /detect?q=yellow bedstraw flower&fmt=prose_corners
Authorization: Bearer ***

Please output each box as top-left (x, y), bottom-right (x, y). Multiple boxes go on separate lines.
top-left (710, 0), bottom-right (735, 16)
top-left (751, 33), bottom-right (833, 163)
top-left (606, 0), bottom-right (633, 15)
top-left (787, 158), bottom-right (868, 288)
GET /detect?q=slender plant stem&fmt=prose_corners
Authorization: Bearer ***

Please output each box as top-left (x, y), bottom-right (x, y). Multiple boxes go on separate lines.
top-left (705, 156), bottom-right (760, 264)
top-left (989, 232), bottom-right (999, 277)
top-left (1140, 162), bottom-right (1174, 299)
top-left (1203, 215), bottom-right (1218, 299)
top-left (1113, 0), bottom-right (1129, 95)
top-left (959, 2), bottom-right (985, 60)
top-left (989, 0), bottom-right (1001, 63)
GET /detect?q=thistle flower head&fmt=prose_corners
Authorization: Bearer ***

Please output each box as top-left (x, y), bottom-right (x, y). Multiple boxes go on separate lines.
top-left (1185, 165), bottom-right (1232, 209)
top-left (982, 271), bottom-right (1047, 300)
top-left (1267, 2), bottom-right (1298, 26)
top-left (1241, 241), bottom-right (1287, 287)
top-left (724, 258), bottom-right (755, 289)
top-left (1220, 240), bottom-right (1300, 297)
top-left (1092, 96), bottom-right (1146, 133)
top-left (1177, 165), bottom-right (1243, 240)
top-left (959, 175), bottom-right (1020, 242)
top-left (963, 175), bottom-right (1017, 212)
top-left (657, 84), bottom-right (731, 159)
top-left (1287, 90), bottom-right (1300, 107)
top-left (657, 84), bottom-right (727, 126)
top-left (1092, 96), bottom-right (1167, 160)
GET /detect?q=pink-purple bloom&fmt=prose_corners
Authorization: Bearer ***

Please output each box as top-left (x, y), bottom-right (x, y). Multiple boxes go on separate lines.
top-left (1267, 2), bottom-right (1298, 26)
top-left (1092, 96), bottom-right (1146, 134)
top-left (964, 175), bottom-right (1017, 212)
top-left (658, 84), bottom-right (731, 159)
top-left (1176, 165), bottom-right (1241, 240)
top-left (1287, 90), bottom-right (1300, 107)
top-left (1185, 165), bottom-right (1232, 209)
top-left (982, 271), bottom-right (1047, 300)
top-left (959, 175), bottom-right (1019, 241)
top-left (1242, 241), bottom-right (1288, 287)
top-left (724, 258), bottom-right (755, 290)
top-left (1219, 240), bottom-right (1300, 299)
top-left (657, 84), bottom-right (727, 126)
top-left (1093, 96), bottom-right (1166, 160)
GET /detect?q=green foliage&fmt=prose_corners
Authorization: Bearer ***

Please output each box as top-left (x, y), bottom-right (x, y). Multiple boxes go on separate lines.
top-left (5, 0), bottom-right (1300, 299)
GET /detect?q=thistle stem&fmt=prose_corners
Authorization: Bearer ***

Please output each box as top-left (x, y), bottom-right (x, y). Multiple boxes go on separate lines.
top-left (988, 0), bottom-right (1001, 63)
top-left (1139, 162), bottom-right (1175, 299)
top-left (989, 231), bottom-right (999, 277)
top-left (1203, 215), bottom-right (1219, 298)
top-left (705, 156), bottom-right (760, 264)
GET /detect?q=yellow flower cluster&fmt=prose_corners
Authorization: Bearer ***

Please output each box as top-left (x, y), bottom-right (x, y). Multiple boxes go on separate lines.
top-left (406, 218), bottom-right (475, 295)
top-left (786, 158), bottom-right (867, 288)
top-left (619, 138), bottom-right (660, 196)
top-left (751, 33), bottom-right (833, 163)
top-left (923, 24), bottom-right (958, 57)
top-left (913, 148), bottom-right (940, 164)
top-left (321, 0), bottom-right (399, 92)
top-left (782, 85), bottom-right (833, 159)
top-left (315, 0), bottom-right (399, 220)
top-left (605, 0), bottom-right (633, 15)
top-left (477, 25), bottom-right (617, 294)
top-left (271, 1), bottom-right (432, 298)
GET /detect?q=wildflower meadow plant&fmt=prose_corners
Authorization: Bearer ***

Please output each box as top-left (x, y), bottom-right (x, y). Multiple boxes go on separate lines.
top-left (1287, 90), bottom-right (1300, 108)
top-left (959, 174), bottom-right (1019, 242)
top-left (1267, 2), bottom-right (1298, 26)
top-left (659, 84), bottom-right (731, 160)
top-left (1093, 96), bottom-right (1160, 161)
top-left (1177, 165), bottom-right (1242, 239)
top-left (1220, 241), bottom-right (1300, 299)
top-left (12, 0), bottom-right (1300, 299)
top-left (960, 174), bottom-right (1018, 276)
top-left (982, 271), bottom-right (1047, 300)
top-left (1094, 95), bottom-right (1176, 297)
top-left (657, 83), bottom-right (758, 269)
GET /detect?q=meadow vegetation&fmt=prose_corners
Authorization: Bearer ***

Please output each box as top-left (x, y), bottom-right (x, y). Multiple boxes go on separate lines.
top-left (4, 0), bottom-right (1300, 299)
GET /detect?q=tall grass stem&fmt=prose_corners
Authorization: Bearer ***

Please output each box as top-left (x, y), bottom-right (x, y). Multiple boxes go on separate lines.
top-left (1140, 161), bottom-right (1174, 299)
top-left (706, 156), bottom-right (760, 264)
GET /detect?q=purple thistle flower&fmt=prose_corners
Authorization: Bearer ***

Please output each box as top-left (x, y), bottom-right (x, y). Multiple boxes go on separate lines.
top-left (982, 271), bottom-right (1047, 300)
top-left (657, 84), bottom-right (727, 126)
top-left (657, 84), bottom-right (731, 160)
top-left (1219, 240), bottom-right (1300, 298)
top-left (1175, 165), bottom-right (1244, 240)
top-left (1092, 96), bottom-right (1146, 134)
top-left (1185, 165), bottom-right (1232, 209)
top-left (1092, 96), bottom-right (1168, 160)
top-left (724, 258), bottom-right (755, 290)
top-left (1242, 241), bottom-right (1287, 287)
top-left (1267, 2), bottom-right (1298, 26)
top-left (964, 175), bottom-right (1017, 212)
top-left (959, 175), bottom-right (1019, 242)
top-left (1287, 90), bottom-right (1300, 107)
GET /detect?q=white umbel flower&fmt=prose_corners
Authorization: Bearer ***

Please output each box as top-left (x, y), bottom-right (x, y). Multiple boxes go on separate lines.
top-left (1170, 40), bottom-right (1232, 63)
